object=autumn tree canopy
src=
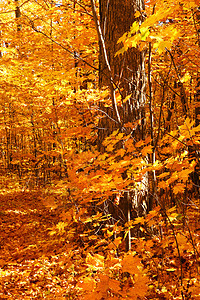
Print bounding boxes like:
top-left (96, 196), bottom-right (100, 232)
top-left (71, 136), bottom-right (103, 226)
top-left (0, 0), bottom-right (199, 299)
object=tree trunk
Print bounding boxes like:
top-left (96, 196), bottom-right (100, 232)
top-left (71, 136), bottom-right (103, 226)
top-left (90, 0), bottom-right (148, 250)
top-left (191, 7), bottom-right (200, 192)
top-left (15, 0), bottom-right (22, 31)
top-left (195, 7), bottom-right (200, 127)
top-left (98, 0), bottom-right (146, 144)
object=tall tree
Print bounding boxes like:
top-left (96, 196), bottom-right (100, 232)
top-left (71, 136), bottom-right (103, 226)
top-left (90, 0), bottom-right (147, 250)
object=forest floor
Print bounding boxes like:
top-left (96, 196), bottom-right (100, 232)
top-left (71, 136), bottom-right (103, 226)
top-left (0, 190), bottom-right (76, 300)
top-left (0, 190), bottom-right (200, 300)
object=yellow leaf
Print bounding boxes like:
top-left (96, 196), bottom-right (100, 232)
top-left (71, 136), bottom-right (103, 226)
top-left (178, 168), bottom-right (193, 182)
top-left (106, 255), bottom-right (121, 269)
top-left (86, 253), bottom-right (104, 270)
top-left (113, 237), bottom-right (122, 247)
top-left (56, 222), bottom-right (67, 233)
top-left (167, 206), bottom-right (176, 213)
top-left (173, 183), bottom-right (185, 194)
top-left (140, 27), bottom-right (150, 41)
top-left (176, 233), bottom-right (188, 247)
top-left (180, 72), bottom-right (191, 83)
top-left (124, 94), bottom-right (131, 102)
top-left (42, 196), bottom-right (58, 209)
top-left (117, 32), bottom-right (127, 44)
top-left (127, 273), bottom-right (148, 298)
top-left (133, 216), bottom-right (145, 225)
top-left (125, 139), bottom-right (136, 152)
top-left (116, 148), bottom-right (125, 157)
top-left (96, 274), bottom-right (109, 294)
top-left (152, 160), bottom-right (163, 170)
top-left (167, 172), bottom-right (179, 184)
top-left (145, 206), bottom-right (160, 222)
top-left (116, 132), bottom-right (124, 140)
top-left (106, 144), bottom-right (114, 152)
top-left (141, 145), bottom-right (152, 156)
top-left (134, 273), bottom-right (149, 297)
top-left (130, 21), bottom-right (140, 34)
top-left (106, 230), bottom-right (113, 237)
top-left (168, 212), bottom-right (179, 222)
top-left (134, 11), bottom-right (141, 18)
top-left (135, 140), bottom-right (145, 147)
top-left (115, 46), bottom-right (126, 56)
top-left (179, 118), bottom-right (195, 138)
top-left (158, 172), bottom-right (170, 179)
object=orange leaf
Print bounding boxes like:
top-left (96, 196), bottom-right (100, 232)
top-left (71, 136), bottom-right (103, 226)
top-left (77, 277), bottom-right (96, 292)
top-left (141, 145), bottom-right (152, 156)
top-left (122, 253), bottom-right (141, 274)
top-left (133, 216), bottom-right (145, 225)
top-left (108, 278), bottom-right (121, 293)
top-left (173, 183), bottom-right (185, 194)
top-left (86, 253), bottom-right (104, 270)
top-left (132, 273), bottom-right (148, 297)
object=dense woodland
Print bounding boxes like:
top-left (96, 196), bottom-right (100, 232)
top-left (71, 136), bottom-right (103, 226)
top-left (0, 0), bottom-right (199, 299)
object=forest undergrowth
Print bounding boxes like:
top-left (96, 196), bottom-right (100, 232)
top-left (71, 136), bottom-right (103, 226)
top-left (0, 187), bottom-right (199, 300)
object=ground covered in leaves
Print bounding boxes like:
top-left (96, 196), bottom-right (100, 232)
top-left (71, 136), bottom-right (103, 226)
top-left (0, 190), bottom-right (199, 300)
top-left (0, 190), bottom-right (79, 299)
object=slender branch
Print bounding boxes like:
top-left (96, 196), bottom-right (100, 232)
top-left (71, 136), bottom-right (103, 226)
top-left (154, 64), bottom-right (172, 150)
top-left (90, 107), bottom-right (119, 124)
top-left (167, 49), bottom-right (190, 118)
top-left (148, 42), bottom-right (154, 145)
top-left (89, 0), bottom-right (111, 73)
top-left (191, 8), bottom-right (200, 47)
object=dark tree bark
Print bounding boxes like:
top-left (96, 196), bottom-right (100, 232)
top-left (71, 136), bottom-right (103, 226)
top-left (15, 0), bottom-right (22, 31)
top-left (99, 3), bottom-right (147, 180)
top-left (90, 0), bottom-right (147, 250)
top-left (190, 7), bottom-right (200, 192)
top-left (195, 7), bottom-right (200, 127)
top-left (97, 0), bottom-right (146, 145)
top-left (99, 0), bottom-right (145, 88)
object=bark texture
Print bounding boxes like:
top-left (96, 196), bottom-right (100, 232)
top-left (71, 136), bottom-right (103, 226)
top-left (97, 0), bottom-right (147, 250)
top-left (195, 7), bottom-right (200, 126)
top-left (98, 0), bottom-right (146, 145)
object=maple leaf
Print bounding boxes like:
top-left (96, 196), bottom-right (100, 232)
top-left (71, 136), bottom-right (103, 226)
top-left (108, 278), bottom-right (121, 293)
top-left (86, 253), bottom-right (104, 270)
top-left (129, 273), bottom-right (149, 298)
top-left (179, 118), bottom-right (195, 138)
top-left (108, 237), bottom-right (122, 249)
top-left (158, 180), bottom-right (168, 189)
top-left (77, 277), bottom-right (96, 292)
top-left (168, 212), bottom-right (179, 222)
top-left (173, 183), bottom-right (185, 194)
top-left (56, 222), bottom-right (67, 233)
top-left (96, 274), bottom-right (109, 296)
top-left (122, 253), bottom-right (141, 275)
top-left (0, 0), bottom-right (199, 299)
top-left (141, 145), bottom-right (152, 156)
top-left (133, 216), bottom-right (145, 225)
top-left (178, 168), bottom-right (193, 182)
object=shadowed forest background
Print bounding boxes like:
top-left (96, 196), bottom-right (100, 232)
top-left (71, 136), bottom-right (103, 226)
top-left (0, 0), bottom-right (199, 299)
